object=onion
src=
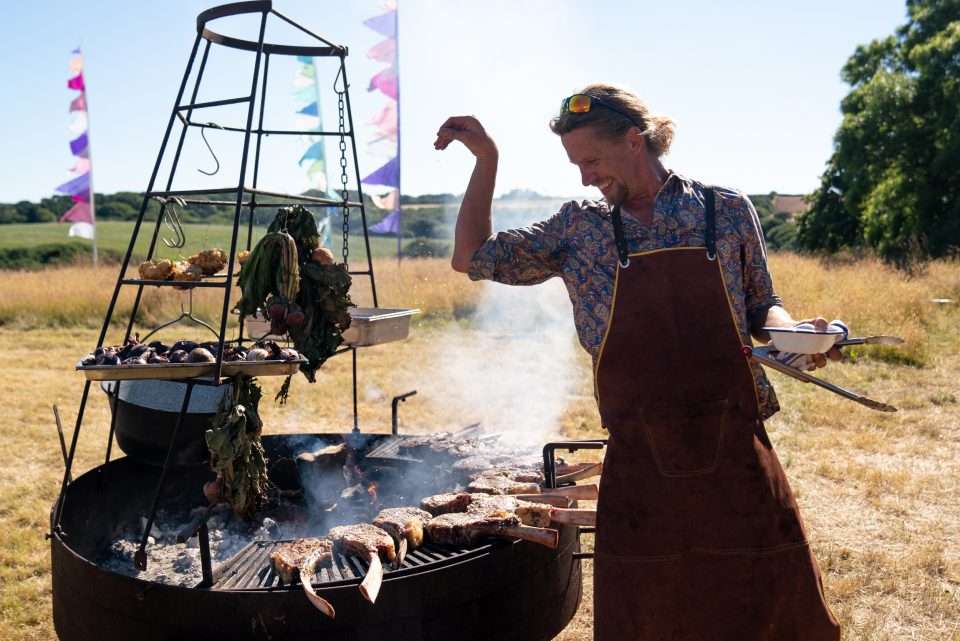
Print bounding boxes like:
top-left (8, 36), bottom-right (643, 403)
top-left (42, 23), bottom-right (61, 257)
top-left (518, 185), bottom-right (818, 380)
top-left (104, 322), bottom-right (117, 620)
top-left (245, 348), bottom-right (269, 362)
top-left (311, 247), bottom-right (335, 265)
top-left (188, 347), bottom-right (216, 363)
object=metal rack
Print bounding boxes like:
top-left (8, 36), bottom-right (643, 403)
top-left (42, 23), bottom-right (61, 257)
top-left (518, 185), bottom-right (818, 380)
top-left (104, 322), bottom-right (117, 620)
top-left (54, 2), bottom-right (397, 570)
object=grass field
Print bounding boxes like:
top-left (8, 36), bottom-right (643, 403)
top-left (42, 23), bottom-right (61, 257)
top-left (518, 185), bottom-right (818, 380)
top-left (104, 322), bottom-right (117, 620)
top-left (0, 221), bottom-right (417, 261)
top-left (0, 255), bottom-right (958, 640)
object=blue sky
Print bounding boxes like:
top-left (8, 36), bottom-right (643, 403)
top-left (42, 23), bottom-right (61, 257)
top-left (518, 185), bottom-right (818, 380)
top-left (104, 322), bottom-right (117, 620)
top-left (0, 1), bottom-right (908, 203)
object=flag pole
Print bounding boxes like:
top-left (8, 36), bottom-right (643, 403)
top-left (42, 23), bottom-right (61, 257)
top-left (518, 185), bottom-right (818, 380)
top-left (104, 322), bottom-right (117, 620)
top-left (86, 88), bottom-right (98, 268)
top-left (394, 2), bottom-right (402, 268)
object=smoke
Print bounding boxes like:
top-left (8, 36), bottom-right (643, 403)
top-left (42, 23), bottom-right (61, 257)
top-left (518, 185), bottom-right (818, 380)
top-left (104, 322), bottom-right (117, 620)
top-left (421, 202), bottom-right (581, 447)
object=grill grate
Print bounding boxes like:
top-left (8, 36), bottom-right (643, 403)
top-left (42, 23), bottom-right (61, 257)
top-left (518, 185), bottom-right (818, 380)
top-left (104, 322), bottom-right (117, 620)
top-left (211, 538), bottom-right (500, 591)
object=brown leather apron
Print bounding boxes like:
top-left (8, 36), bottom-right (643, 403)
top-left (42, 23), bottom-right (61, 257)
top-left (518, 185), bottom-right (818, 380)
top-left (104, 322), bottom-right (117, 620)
top-left (592, 193), bottom-right (840, 641)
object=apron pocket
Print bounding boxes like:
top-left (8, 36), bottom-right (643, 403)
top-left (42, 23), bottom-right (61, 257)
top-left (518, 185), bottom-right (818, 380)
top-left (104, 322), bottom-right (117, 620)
top-left (643, 398), bottom-right (729, 477)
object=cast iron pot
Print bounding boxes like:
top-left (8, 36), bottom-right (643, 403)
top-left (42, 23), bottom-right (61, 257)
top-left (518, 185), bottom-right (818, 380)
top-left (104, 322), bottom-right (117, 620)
top-left (100, 380), bottom-right (232, 467)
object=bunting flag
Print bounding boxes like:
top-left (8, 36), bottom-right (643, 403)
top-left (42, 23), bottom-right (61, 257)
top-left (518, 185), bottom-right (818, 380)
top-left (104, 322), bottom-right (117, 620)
top-left (294, 54), bottom-right (333, 243)
top-left (58, 48), bottom-right (96, 250)
top-left (361, 2), bottom-right (402, 257)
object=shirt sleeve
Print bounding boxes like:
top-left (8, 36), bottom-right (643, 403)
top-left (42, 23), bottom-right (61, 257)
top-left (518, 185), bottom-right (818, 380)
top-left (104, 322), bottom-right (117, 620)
top-left (467, 204), bottom-right (570, 286)
top-left (736, 194), bottom-right (783, 329)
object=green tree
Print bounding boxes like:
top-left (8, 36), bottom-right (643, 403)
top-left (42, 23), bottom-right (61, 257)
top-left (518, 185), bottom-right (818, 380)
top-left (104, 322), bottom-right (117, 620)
top-left (798, 0), bottom-right (960, 266)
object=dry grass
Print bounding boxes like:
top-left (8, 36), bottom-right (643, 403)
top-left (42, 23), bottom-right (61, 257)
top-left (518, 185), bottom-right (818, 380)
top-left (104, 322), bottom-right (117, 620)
top-left (1, 254), bottom-right (959, 640)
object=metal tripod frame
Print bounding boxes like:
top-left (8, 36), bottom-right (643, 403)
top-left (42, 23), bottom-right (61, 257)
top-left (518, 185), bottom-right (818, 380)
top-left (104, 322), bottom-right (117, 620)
top-left (53, 3), bottom-right (383, 570)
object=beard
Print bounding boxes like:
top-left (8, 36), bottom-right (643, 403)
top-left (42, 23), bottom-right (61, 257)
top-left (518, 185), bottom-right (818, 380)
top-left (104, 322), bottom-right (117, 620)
top-left (601, 180), bottom-right (627, 206)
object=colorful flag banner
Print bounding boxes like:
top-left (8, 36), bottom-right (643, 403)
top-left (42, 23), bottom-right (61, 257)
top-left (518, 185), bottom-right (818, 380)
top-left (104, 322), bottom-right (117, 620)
top-left (362, 4), bottom-right (402, 259)
top-left (293, 56), bottom-right (331, 196)
top-left (57, 47), bottom-right (96, 259)
top-left (369, 210), bottom-right (401, 234)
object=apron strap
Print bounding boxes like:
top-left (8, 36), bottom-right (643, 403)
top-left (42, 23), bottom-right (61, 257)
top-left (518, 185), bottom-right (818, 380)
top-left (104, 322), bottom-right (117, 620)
top-left (704, 187), bottom-right (717, 261)
top-left (611, 205), bottom-right (630, 268)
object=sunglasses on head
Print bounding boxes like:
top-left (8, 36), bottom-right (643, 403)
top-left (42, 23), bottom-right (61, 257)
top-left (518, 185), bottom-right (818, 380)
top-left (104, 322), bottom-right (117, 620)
top-left (560, 94), bottom-right (641, 128)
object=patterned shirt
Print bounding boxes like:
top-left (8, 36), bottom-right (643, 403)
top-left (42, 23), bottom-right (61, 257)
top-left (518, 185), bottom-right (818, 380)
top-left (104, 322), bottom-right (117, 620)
top-left (468, 172), bottom-right (783, 419)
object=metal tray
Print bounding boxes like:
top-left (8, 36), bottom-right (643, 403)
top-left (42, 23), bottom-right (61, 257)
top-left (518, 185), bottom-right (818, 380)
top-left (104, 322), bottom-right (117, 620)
top-left (342, 307), bottom-right (419, 346)
top-left (76, 359), bottom-right (305, 381)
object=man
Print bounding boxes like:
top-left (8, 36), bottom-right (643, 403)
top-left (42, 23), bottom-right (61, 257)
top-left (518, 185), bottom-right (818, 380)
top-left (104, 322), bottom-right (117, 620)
top-left (435, 83), bottom-right (842, 641)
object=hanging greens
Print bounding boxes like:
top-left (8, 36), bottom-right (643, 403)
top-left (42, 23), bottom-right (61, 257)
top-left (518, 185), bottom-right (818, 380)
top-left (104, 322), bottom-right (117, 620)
top-left (235, 204), bottom-right (354, 382)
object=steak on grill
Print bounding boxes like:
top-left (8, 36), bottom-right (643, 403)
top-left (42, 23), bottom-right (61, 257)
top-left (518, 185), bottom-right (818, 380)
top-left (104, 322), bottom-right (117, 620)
top-left (270, 537), bottom-right (332, 585)
top-left (464, 494), bottom-right (597, 528)
top-left (420, 492), bottom-right (473, 516)
top-left (426, 511), bottom-right (558, 549)
top-left (268, 538), bottom-right (335, 618)
top-left (328, 523), bottom-right (396, 603)
top-left (372, 507), bottom-right (432, 566)
top-left (466, 474), bottom-right (541, 495)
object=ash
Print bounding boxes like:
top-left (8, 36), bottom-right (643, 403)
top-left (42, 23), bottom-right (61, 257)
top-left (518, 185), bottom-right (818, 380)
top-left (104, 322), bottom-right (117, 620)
top-left (100, 503), bottom-right (301, 587)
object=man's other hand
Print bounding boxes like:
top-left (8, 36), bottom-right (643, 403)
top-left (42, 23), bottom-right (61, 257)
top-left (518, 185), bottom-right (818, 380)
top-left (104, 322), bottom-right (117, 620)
top-left (795, 317), bottom-right (844, 370)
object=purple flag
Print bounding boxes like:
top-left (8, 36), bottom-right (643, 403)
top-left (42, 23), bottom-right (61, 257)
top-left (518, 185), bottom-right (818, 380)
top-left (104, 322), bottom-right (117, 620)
top-left (362, 156), bottom-right (399, 187)
top-left (72, 191), bottom-right (90, 203)
top-left (70, 133), bottom-right (88, 156)
top-left (67, 73), bottom-right (85, 91)
top-left (363, 11), bottom-right (396, 38)
top-left (55, 172), bottom-right (90, 197)
top-left (369, 210), bottom-right (401, 234)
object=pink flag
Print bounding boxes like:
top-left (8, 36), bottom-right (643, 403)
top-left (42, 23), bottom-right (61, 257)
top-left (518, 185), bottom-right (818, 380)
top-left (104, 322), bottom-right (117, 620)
top-left (60, 201), bottom-right (92, 223)
top-left (368, 67), bottom-right (398, 100)
top-left (71, 157), bottom-right (92, 174)
top-left (70, 94), bottom-right (87, 112)
top-left (367, 38), bottom-right (396, 64)
top-left (370, 102), bottom-right (398, 141)
top-left (67, 73), bottom-right (85, 91)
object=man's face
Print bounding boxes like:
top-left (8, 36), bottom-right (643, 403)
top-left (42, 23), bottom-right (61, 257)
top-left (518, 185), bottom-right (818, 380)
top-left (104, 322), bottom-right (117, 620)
top-left (561, 125), bottom-right (640, 206)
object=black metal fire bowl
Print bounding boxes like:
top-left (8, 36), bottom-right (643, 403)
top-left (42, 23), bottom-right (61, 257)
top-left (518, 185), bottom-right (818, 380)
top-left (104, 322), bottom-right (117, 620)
top-left (51, 434), bottom-right (583, 641)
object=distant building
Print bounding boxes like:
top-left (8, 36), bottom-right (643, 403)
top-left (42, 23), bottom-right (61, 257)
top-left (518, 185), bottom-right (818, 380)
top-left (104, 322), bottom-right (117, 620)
top-left (772, 195), bottom-right (809, 220)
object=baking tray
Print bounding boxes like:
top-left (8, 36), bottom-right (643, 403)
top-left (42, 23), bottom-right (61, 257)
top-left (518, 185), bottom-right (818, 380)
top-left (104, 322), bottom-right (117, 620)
top-left (76, 358), bottom-right (306, 381)
top-left (342, 307), bottom-right (419, 347)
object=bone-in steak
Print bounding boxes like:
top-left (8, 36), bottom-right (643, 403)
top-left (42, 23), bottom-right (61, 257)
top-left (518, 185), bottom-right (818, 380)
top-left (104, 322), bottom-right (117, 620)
top-left (466, 474), bottom-right (541, 495)
top-left (467, 495), bottom-right (553, 528)
top-left (372, 507), bottom-right (432, 549)
top-left (328, 523), bottom-right (396, 563)
top-left (269, 537), bottom-right (332, 585)
top-left (420, 492), bottom-right (474, 515)
top-left (426, 511), bottom-right (521, 546)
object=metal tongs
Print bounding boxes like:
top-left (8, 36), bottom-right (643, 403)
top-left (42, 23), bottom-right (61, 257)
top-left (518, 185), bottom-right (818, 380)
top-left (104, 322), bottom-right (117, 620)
top-left (743, 335), bottom-right (904, 413)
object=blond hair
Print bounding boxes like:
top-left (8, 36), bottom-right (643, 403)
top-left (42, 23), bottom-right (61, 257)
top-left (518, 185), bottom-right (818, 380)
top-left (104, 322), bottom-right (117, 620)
top-left (550, 83), bottom-right (676, 156)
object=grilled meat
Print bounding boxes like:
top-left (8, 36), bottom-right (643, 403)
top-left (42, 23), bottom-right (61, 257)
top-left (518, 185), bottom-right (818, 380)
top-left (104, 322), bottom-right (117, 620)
top-left (398, 433), bottom-right (482, 459)
top-left (269, 538), bottom-right (336, 618)
top-left (269, 537), bottom-right (332, 585)
top-left (466, 474), bottom-right (541, 495)
top-left (373, 507), bottom-right (432, 548)
top-left (373, 507), bottom-right (432, 566)
top-left (328, 523), bottom-right (396, 603)
top-left (420, 492), bottom-right (474, 516)
top-left (467, 495), bottom-right (553, 528)
top-left (329, 523), bottom-right (396, 563)
top-left (426, 510), bottom-right (521, 546)
top-left (426, 511), bottom-right (558, 549)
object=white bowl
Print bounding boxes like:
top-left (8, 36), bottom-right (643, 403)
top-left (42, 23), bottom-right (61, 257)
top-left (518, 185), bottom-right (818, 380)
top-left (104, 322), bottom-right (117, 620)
top-left (763, 325), bottom-right (844, 354)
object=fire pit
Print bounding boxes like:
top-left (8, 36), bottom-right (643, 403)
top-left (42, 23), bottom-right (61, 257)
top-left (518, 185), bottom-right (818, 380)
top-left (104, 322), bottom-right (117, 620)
top-left (51, 434), bottom-right (585, 641)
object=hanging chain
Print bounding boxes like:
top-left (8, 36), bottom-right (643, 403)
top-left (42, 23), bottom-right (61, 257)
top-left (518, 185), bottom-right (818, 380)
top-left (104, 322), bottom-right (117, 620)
top-left (336, 72), bottom-right (350, 270)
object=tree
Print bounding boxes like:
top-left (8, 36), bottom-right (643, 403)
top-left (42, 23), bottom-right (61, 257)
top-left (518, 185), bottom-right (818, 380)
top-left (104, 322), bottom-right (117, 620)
top-left (798, 0), bottom-right (960, 266)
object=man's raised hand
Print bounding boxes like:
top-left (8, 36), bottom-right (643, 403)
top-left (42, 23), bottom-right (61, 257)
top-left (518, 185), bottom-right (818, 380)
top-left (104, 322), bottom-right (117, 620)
top-left (434, 116), bottom-right (498, 161)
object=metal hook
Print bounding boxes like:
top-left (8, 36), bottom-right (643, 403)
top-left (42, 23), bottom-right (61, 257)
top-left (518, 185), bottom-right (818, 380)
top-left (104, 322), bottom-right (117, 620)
top-left (141, 288), bottom-right (220, 342)
top-left (155, 196), bottom-right (187, 249)
top-left (198, 122), bottom-right (223, 176)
